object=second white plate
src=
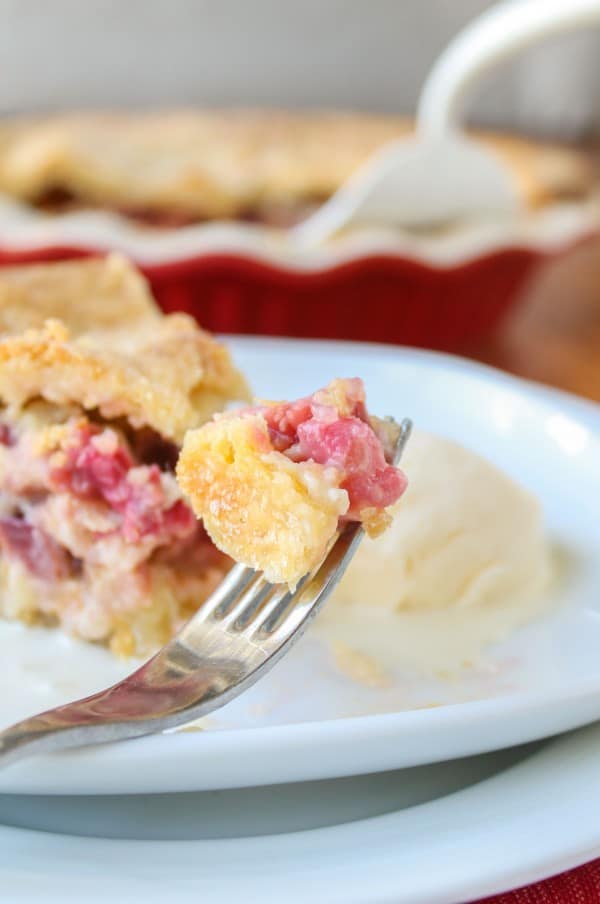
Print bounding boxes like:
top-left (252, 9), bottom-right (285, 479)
top-left (2, 723), bottom-right (600, 902)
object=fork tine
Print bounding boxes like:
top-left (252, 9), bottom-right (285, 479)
top-left (394, 417), bottom-right (412, 465)
top-left (220, 577), bottom-right (273, 628)
top-left (239, 416), bottom-right (412, 640)
top-left (231, 583), bottom-right (282, 631)
top-left (250, 572), bottom-right (314, 636)
top-left (250, 522), bottom-right (364, 643)
top-left (203, 564), bottom-right (256, 619)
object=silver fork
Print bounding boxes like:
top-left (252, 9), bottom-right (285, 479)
top-left (0, 418), bottom-right (412, 766)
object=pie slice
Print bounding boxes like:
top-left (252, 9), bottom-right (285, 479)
top-left (0, 255), bottom-right (249, 656)
top-left (177, 378), bottom-right (408, 586)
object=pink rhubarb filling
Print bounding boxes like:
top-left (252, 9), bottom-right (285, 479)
top-left (0, 420), bottom-right (204, 584)
top-left (250, 378), bottom-right (407, 518)
top-left (0, 518), bottom-right (72, 581)
top-left (49, 424), bottom-right (195, 544)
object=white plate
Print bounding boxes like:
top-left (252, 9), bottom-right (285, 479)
top-left (1, 723), bottom-right (600, 903)
top-left (1, 337), bottom-right (600, 795)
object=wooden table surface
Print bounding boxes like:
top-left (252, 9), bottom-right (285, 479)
top-left (468, 236), bottom-right (600, 403)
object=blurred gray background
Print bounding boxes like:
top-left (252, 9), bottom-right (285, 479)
top-left (1, 0), bottom-right (599, 138)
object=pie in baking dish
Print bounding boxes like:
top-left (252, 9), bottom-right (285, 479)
top-left (177, 378), bottom-right (408, 586)
top-left (0, 254), bottom-right (249, 656)
top-left (0, 110), bottom-right (594, 228)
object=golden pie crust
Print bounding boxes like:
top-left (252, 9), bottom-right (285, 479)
top-left (0, 110), bottom-right (594, 222)
top-left (0, 255), bottom-right (250, 441)
top-left (177, 413), bottom-right (350, 586)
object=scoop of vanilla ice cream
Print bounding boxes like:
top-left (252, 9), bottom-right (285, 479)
top-left (331, 430), bottom-right (550, 611)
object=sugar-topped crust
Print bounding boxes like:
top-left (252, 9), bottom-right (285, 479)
top-left (0, 256), bottom-right (249, 440)
top-left (0, 253), bottom-right (158, 338)
top-left (0, 110), bottom-right (594, 220)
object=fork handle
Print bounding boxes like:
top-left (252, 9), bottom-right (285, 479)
top-left (0, 694), bottom-right (159, 765)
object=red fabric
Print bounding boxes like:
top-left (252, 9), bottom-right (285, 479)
top-left (477, 858), bottom-right (600, 903)
top-left (0, 244), bottom-right (544, 351)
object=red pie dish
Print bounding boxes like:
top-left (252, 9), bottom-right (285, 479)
top-left (0, 110), bottom-right (596, 350)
